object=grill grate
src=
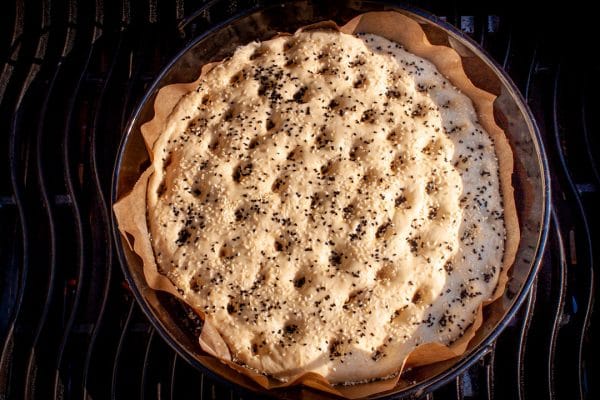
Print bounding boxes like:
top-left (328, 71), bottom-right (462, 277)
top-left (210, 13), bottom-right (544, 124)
top-left (0, 1), bottom-right (596, 399)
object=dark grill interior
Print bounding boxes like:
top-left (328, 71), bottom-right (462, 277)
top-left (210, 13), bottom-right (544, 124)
top-left (0, 1), bottom-right (597, 399)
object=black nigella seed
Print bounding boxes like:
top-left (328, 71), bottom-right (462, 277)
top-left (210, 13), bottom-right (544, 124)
top-left (294, 277), bottom-right (306, 288)
top-left (284, 324), bottom-right (298, 334)
top-left (395, 195), bottom-right (407, 206)
top-left (176, 229), bottom-right (191, 246)
top-left (329, 251), bottom-right (342, 266)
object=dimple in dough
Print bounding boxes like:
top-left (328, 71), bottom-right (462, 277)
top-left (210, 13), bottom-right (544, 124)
top-left (147, 30), bottom-right (506, 384)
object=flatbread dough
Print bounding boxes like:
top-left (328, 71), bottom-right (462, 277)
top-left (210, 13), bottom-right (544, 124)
top-left (146, 30), bottom-right (507, 383)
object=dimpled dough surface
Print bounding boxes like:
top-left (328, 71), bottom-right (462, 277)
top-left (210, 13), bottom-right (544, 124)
top-left (147, 30), bottom-right (506, 384)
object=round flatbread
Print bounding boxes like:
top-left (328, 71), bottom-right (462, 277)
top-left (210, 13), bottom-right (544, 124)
top-left (146, 30), bottom-right (507, 383)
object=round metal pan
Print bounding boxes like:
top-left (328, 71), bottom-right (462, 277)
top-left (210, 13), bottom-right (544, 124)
top-left (111, 1), bottom-right (550, 398)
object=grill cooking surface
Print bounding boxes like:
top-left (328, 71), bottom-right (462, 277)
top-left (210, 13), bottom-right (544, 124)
top-left (0, 1), bottom-right (597, 399)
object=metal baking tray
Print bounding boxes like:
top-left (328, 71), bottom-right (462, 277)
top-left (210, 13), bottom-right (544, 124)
top-left (112, 1), bottom-right (550, 398)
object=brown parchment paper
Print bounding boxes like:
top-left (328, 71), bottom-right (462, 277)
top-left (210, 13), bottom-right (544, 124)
top-left (113, 11), bottom-right (520, 399)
